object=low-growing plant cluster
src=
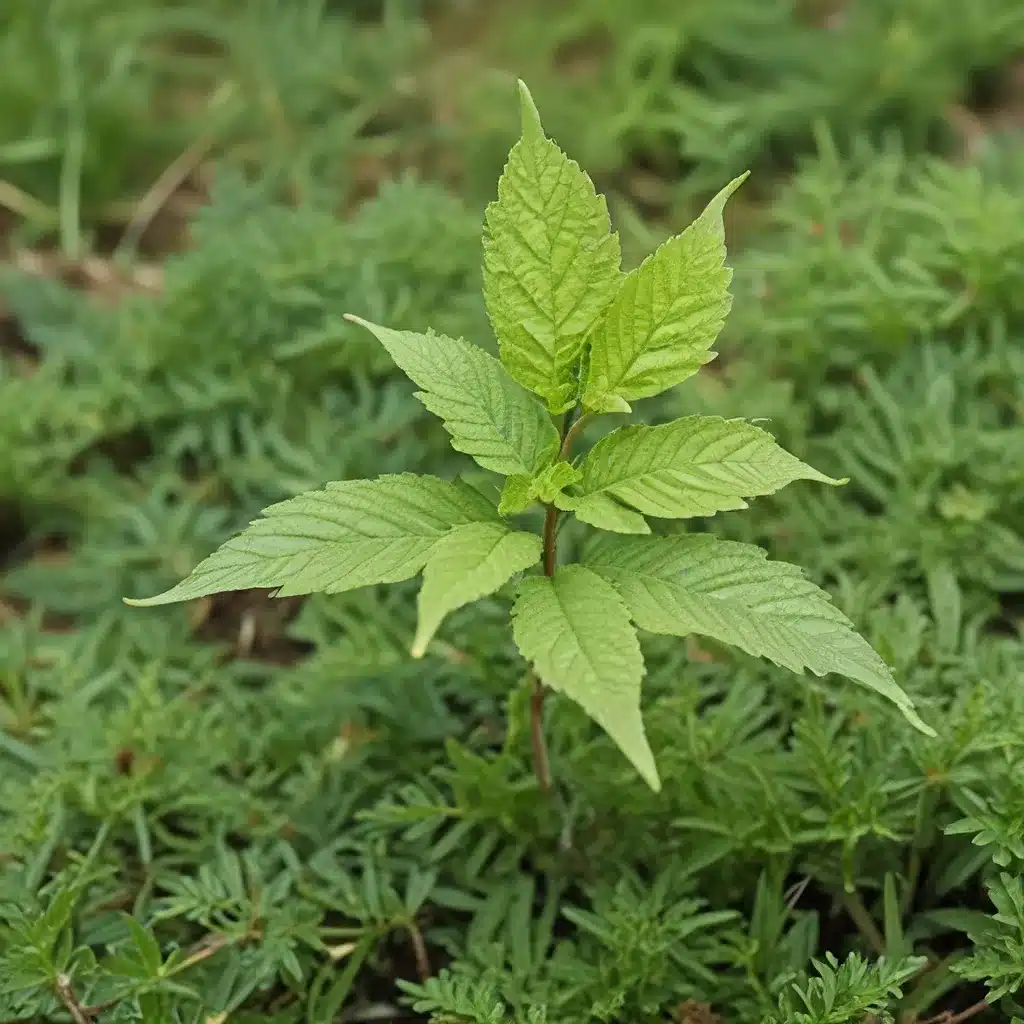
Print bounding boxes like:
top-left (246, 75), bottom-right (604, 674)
top-left (2, 2), bottom-right (1024, 1023)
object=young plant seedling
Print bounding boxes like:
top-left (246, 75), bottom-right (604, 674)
top-left (126, 81), bottom-right (935, 792)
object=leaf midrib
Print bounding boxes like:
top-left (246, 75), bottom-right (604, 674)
top-left (586, 454), bottom-right (792, 498)
top-left (600, 229), bottom-right (721, 390)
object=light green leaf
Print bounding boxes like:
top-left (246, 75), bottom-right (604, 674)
top-left (412, 523), bottom-right (542, 657)
top-left (511, 565), bottom-right (659, 789)
top-left (124, 474), bottom-right (499, 606)
top-left (554, 492), bottom-right (651, 534)
top-left (578, 415), bottom-right (844, 518)
top-left (345, 315), bottom-right (559, 477)
top-left (499, 461), bottom-right (581, 515)
top-left (584, 173), bottom-right (748, 412)
top-left (497, 475), bottom-right (534, 517)
top-left (483, 80), bottom-right (622, 413)
top-left (531, 461), bottom-right (582, 502)
top-left (585, 534), bottom-right (935, 736)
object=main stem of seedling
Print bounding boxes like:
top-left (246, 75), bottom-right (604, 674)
top-left (529, 410), bottom-right (589, 793)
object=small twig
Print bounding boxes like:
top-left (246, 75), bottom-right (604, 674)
top-left (529, 673), bottom-right (552, 792)
top-left (114, 129), bottom-right (218, 264)
top-left (237, 609), bottom-right (257, 658)
top-left (918, 999), bottom-right (991, 1024)
top-left (784, 875), bottom-right (811, 911)
top-left (841, 889), bottom-right (886, 956)
top-left (0, 180), bottom-right (57, 225)
top-left (944, 103), bottom-right (987, 161)
top-left (55, 974), bottom-right (93, 1024)
top-left (175, 931), bottom-right (231, 972)
top-left (407, 921), bottom-right (431, 982)
top-left (84, 933), bottom-right (230, 1016)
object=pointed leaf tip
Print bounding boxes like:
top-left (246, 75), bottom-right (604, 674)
top-left (723, 170), bottom-right (751, 197)
top-left (123, 589), bottom-right (191, 607)
top-left (697, 171), bottom-right (750, 237)
top-left (585, 534), bottom-right (936, 742)
top-left (414, 523), bottom-right (542, 665)
top-left (512, 567), bottom-right (660, 790)
top-left (903, 704), bottom-right (937, 738)
top-left (516, 79), bottom-right (544, 139)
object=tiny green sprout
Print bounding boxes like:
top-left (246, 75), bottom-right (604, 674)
top-left (125, 80), bottom-right (935, 792)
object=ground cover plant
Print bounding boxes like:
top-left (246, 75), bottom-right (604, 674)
top-left (2, 1), bottom-right (1024, 1022)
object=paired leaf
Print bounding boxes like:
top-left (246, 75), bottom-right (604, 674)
top-left (499, 461), bottom-right (581, 516)
top-left (584, 174), bottom-right (748, 413)
top-left (345, 316), bottom-right (559, 477)
top-left (584, 534), bottom-right (934, 735)
top-left (483, 81), bottom-right (622, 413)
top-left (412, 523), bottom-right (542, 657)
top-left (578, 415), bottom-right (844, 518)
top-left (512, 565), bottom-right (659, 790)
top-left (124, 474), bottom-right (499, 606)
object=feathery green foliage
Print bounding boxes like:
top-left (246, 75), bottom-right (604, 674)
top-left (3, 3), bottom-right (1024, 1020)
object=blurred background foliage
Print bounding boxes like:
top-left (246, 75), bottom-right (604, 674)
top-left (2, 0), bottom-right (1024, 1021)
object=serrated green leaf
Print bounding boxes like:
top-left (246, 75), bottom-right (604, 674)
top-left (554, 492), bottom-right (650, 534)
top-left (124, 475), bottom-right (499, 606)
top-left (511, 565), bottom-right (659, 789)
top-left (499, 462), bottom-right (581, 515)
top-left (578, 415), bottom-right (844, 518)
top-left (584, 174), bottom-right (748, 412)
top-left (483, 81), bottom-right (622, 413)
top-left (497, 475), bottom-right (534, 517)
top-left (532, 461), bottom-right (582, 502)
top-left (412, 523), bottom-right (542, 657)
top-left (29, 886), bottom-right (80, 959)
top-left (125, 915), bottom-right (163, 975)
top-left (344, 316), bottom-right (559, 477)
top-left (585, 534), bottom-right (934, 736)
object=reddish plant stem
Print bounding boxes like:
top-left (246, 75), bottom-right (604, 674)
top-left (918, 1000), bottom-right (991, 1024)
top-left (559, 412), bottom-right (590, 460)
top-left (529, 674), bottom-right (552, 792)
top-left (542, 503), bottom-right (559, 577)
